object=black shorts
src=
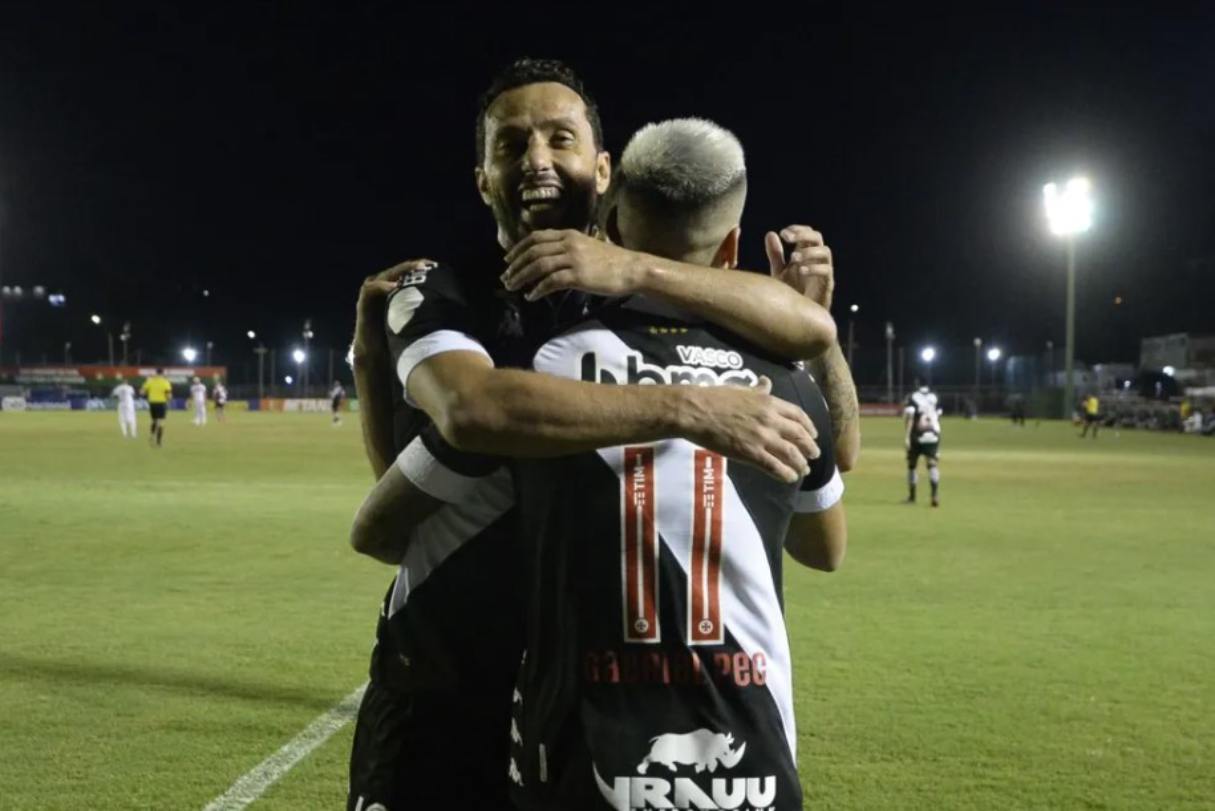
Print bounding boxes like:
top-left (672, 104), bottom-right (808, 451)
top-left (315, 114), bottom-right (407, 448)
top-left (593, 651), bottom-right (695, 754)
top-left (1084, 412), bottom-right (1099, 424)
top-left (332, 397), bottom-right (343, 412)
top-left (908, 441), bottom-right (939, 465)
top-left (348, 681), bottom-right (512, 811)
top-left (216, 402), bottom-right (225, 410)
top-left (149, 403), bottom-right (167, 420)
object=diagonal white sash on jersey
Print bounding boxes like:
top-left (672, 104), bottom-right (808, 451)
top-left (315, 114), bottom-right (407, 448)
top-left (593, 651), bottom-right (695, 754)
top-left (387, 468), bottom-right (515, 619)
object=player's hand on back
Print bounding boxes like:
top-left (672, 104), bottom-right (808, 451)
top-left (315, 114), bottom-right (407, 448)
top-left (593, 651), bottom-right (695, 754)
top-left (501, 229), bottom-right (645, 301)
top-left (764, 225), bottom-right (834, 310)
top-left (680, 376), bottom-right (819, 484)
top-left (353, 259), bottom-right (437, 359)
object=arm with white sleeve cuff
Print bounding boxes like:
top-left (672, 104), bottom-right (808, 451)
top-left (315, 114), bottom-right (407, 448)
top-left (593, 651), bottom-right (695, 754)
top-left (783, 370), bottom-right (848, 572)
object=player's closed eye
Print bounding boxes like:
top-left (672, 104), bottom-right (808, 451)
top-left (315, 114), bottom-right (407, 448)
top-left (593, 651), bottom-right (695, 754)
top-left (495, 137), bottom-right (525, 157)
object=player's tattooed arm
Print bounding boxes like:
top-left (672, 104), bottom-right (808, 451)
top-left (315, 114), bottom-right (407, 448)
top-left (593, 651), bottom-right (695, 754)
top-left (351, 259), bottom-right (437, 478)
top-left (499, 229), bottom-right (836, 361)
top-left (350, 465), bottom-right (444, 565)
top-left (408, 351), bottom-right (821, 484)
top-left (766, 225), bottom-right (861, 472)
top-left (806, 344), bottom-right (861, 472)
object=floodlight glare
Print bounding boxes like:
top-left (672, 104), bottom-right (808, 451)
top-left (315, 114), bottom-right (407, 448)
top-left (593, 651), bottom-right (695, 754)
top-left (850, 304), bottom-right (859, 313)
top-left (90, 314), bottom-right (102, 325)
top-left (182, 347), bottom-right (198, 363)
top-left (920, 347), bottom-right (936, 363)
top-left (246, 330), bottom-right (256, 339)
top-left (292, 349), bottom-right (306, 364)
top-left (987, 347), bottom-right (1002, 362)
top-left (1162, 366), bottom-right (1176, 377)
top-left (1043, 177), bottom-right (1093, 236)
top-left (285, 375), bottom-right (294, 384)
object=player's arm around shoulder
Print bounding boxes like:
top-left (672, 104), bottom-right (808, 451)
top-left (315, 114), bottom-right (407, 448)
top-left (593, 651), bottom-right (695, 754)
top-left (499, 228), bottom-right (836, 360)
top-left (784, 370), bottom-right (848, 572)
top-left (350, 427), bottom-right (499, 564)
top-left (352, 258), bottom-right (440, 477)
top-left (350, 466), bottom-right (444, 565)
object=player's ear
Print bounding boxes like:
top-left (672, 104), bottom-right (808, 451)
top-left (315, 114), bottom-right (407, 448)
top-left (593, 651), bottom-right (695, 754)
top-left (711, 226), bottom-right (742, 269)
top-left (595, 151), bottom-right (612, 195)
top-left (474, 167), bottom-right (492, 207)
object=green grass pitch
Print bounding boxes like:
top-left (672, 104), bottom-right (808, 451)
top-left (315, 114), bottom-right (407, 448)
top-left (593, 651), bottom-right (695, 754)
top-left (1, 410), bottom-right (1211, 809)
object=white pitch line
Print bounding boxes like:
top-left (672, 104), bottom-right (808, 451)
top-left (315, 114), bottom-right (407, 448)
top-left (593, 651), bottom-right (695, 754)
top-left (202, 683), bottom-right (367, 811)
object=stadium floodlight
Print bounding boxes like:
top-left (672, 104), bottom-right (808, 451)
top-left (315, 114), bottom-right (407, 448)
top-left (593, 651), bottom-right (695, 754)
top-left (920, 347), bottom-right (936, 363)
top-left (987, 347), bottom-right (1002, 362)
top-left (49, 293), bottom-right (66, 307)
top-left (292, 348), bottom-right (306, 365)
top-left (1163, 366), bottom-right (1176, 377)
top-left (90, 314), bottom-right (102, 325)
top-left (850, 304), bottom-right (859, 313)
top-left (1043, 178), bottom-right (1093, 237)
top-left (284, 375), bottom-right (294, 384)
top-left (246, 330), bottom-right (256, 340)
top-left (182, 347), bottom-right (198, 363)
top-left (1045, 175), bottom-right (1095, 418)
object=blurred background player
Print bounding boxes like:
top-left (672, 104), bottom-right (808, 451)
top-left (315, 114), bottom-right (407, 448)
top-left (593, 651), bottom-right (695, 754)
top-left (139, 369), bottom-right (173, 447)
top-left (112, 375), bottom-right (137, 439)
top-left (1080, 392), bottom-right (1101, 438)
top-left (213, 378), bottom-right (228, 422)
top-left (329, 380), bottom-right (346, 425)
top-left (904, 380), bottom-right (943, 506)
top-left (190, 376), bottom-right (208, 426)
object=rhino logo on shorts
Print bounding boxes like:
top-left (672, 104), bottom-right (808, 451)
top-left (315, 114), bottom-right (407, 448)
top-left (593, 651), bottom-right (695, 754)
top-left (637, 729), bottom-right (747, 774)
top-left (593, 728), bottom-right (773, 810)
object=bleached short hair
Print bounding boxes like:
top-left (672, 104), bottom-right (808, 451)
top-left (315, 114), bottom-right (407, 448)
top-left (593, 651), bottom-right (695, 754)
top-left (612, 118), bottom-right (747, 261)
top-left (618, 118), bottom-right (746, 208)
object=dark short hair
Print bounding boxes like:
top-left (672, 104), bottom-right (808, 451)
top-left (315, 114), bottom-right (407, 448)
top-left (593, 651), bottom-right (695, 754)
top-left (156, 368), bottom-right (164, 374)
top-left (475, 58), bottom-right (603, 165)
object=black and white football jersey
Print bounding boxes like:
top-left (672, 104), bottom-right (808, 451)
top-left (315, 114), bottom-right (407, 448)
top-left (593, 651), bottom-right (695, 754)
top-left (398, 293), bottom-right (844, 811)
top-left (904, 388), bottom-right (941, 446)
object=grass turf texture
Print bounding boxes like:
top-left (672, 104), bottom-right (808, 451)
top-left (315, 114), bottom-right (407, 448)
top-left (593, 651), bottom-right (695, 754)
top-left (1, 411), bottom-right (1211, 809)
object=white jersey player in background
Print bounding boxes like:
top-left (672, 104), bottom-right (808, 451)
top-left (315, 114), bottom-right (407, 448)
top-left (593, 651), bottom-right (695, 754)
top-left (112, 376), bottom-right (137, 438)
top-left (904, 381), bottom-right (943, 506)
top-left (190, 376), bottom-right (208, 426)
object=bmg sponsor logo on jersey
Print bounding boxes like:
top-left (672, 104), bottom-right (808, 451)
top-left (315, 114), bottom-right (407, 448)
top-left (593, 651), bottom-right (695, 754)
top-left (580, 351), bottom-right (758, 388)
top-left (594, 728), bottom-right (776, 810)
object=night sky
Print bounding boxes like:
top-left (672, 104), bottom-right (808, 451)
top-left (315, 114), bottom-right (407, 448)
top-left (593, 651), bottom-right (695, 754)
top-left (1, 2), bottom-right (1213, 384)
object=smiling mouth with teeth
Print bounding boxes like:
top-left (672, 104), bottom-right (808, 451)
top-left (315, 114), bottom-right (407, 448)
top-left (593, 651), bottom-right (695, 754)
top-left (521, 186), bottom-right (562, 205)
